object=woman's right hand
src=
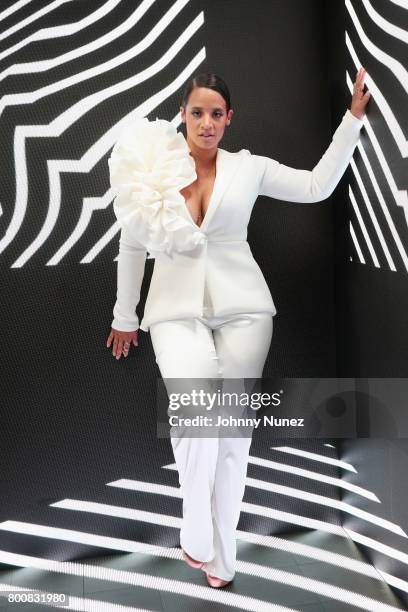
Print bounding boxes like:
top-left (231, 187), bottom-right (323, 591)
top-left (106, 328), bottom-right (139, 360)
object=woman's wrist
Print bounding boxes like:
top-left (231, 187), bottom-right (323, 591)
top-left (349, 108), bottom-right (364, 121)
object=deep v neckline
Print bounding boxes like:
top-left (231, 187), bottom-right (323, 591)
top-left (182, 148), bottom-right (220, 231)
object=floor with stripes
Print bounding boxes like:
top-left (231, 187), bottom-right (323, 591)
top-left (1, 441), bottom-right (407, 611)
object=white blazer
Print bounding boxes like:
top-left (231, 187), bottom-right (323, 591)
top-left (110, 109), bottom-right (364, 332)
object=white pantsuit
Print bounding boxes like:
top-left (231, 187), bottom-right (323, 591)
top-left (109, 110), bottom-right (364, 334)
top-left (108, 109), bottom-right (364, 581)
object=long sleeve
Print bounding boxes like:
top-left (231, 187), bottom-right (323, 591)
top-left (111, 225), bottom-right (147, 332)
top-left (257, 109), bottom-right (364, 203)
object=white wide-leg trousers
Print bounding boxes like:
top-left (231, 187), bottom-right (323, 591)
top-left (150, 312), bottom-right (273, 581)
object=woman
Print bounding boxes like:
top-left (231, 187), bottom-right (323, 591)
top-left (106, 71), bottom-right (370, 587)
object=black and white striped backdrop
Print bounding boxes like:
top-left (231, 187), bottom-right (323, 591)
top-left (1, 1), bottom-right (408, 610)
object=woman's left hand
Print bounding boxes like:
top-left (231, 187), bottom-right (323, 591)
top-left (350, 67), bottom-right (371, 120)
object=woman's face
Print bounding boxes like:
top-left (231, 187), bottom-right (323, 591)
top-left (180, 87), bottom-right (233, 153)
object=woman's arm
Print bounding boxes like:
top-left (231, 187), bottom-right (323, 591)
top-left (257, 109), bottom-right (364, 203)
top-left (107, 124), bottom-right (148, 332)
top-left (257, 68), bottom-right (370, 203)
top-left (111, 224), bottom-right (147, 332)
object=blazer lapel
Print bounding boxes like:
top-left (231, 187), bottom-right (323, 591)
top-left (200, 148), bottom-right (245, 231)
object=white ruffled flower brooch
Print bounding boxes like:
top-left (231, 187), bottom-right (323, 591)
top-left (108, 117), bottom-right (207, 256)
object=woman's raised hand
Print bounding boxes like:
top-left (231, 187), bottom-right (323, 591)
top-left (106, 328), bottom-right (138, 360)
top-left (350, 68), bottom-right (371, 120)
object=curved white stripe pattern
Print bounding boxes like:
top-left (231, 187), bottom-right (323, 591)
top-left (345, 527), bottom-right (408, 568)
top-left (346, 0), bottom-right (408, 94)
top-left (0, 0), bottom-right (123, 64)
top-left (270, 446), bottom-right (358, 472)
top-left (349, 162), bottom-right (395, 270)
top-left (81, 221), bottom-right (121, 264)
top-left (0, 552), bottom-right (299, 612)
top-left (2, 519), bottom-right (408, 596)
top-left (0, 519), bottom-right (384, 580)
top-left (108, 477), bottom-right (408, 537)
top-left (0, 0), bottom-right (72, 42)
top-left (0, 17), bottom-right (205, 263)
top-left (0, 552), bottom-right (404, 612)
top-left (378, 571), bottom-right (408, 596)
top-left (361, 0), bottom-right (408, 42)
top-left (50, 495), bottom-right (408, 594)
top-left (388, 0), bottom-right (408, 8)
top-left (346, 72), bottom-right (408, 236)
top-left (0, 0), bottom-right (186, 100)
top-left (349, 190), bottom-right (379, 266)
top-left (244, 478), bottom-right (403, 535)
top-left (350, 220), bottom-right (366, 263)
top-left (345, 32), bottom-right (408, 158)
top-left (0, 0), bottom-right (34, 23)
top-left (234, 560), bottom-right (403, 611)
top-left (51, 496), bottom-right (403, 545)
top-left (46, 54), bottom-right (203, 267)
top-left (164, 460), bottom-right (380, 501)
